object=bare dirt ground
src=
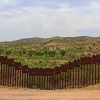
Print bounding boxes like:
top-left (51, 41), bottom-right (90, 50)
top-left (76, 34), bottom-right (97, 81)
top-left (0, 88), bottom-right (100, 100)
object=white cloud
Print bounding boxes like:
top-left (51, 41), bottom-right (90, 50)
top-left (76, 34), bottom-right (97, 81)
top-left (91, 1), bottom-right (100, 7)
top-left (0, 12), bottom-right (13, 15)
top-left (0, 0), bottom-right (100, 41)
top-left (0, 0), bottom-right (10, 4)
top-left (0, 0), bottom-right (17, 6)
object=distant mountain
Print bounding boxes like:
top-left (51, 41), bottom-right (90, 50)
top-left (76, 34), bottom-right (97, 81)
top-left (13, 37), bottom-right (46, 43)
top-left (1, 37), bottom-right (46, 44)
top-left (64, 36), bottom-right (95, 42)
top-left (0, 36), bottom-right (99, 44)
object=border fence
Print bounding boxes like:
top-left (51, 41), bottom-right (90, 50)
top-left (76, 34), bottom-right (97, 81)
top-left (0, 55), bottom-right (100, 90)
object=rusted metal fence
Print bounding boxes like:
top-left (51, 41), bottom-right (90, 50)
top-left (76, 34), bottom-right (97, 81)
top-left (0, 55), bottom-right (100, 90)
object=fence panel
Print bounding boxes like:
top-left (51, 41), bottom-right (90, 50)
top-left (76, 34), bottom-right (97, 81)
top-left (0, 55), bottom-right (100, 90)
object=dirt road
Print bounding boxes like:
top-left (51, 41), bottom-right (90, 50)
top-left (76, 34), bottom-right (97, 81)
top-left (0, 88), bottom-right (100, 100)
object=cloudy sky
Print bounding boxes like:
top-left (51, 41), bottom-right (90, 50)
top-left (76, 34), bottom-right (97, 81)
top-left (0, 0), bottom-right (100, 41)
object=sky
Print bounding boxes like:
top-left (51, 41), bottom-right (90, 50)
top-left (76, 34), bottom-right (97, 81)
top-left (0, 0), bottom-right (100, 42)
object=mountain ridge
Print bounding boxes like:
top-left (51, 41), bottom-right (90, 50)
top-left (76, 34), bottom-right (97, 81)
top-left (0, 36), bottom-right (100, 44)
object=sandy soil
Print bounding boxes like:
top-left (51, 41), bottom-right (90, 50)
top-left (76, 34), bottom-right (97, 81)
top-left (0, 88), bottom-right (100, 100)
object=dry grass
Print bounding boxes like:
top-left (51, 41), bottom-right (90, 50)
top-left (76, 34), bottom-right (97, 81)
top-left (82, 84), bottom-right (100, 90)
top-left (0, 84), bottom-right (100, 90)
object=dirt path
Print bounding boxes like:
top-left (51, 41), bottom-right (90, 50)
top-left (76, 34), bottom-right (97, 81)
top-left (0, 88), bottom-right (100, 100)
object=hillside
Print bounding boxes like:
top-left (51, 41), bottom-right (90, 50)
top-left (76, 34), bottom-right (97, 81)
top-left (0, 36), bottom-right (98, 44)
top-left (0, 36), bottom-right (100, 68)
top-left (1, 37), bottom-right (46, 44)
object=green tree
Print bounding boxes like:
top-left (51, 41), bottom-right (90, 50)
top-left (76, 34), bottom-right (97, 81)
top-left (0, 48), bottom-right (4, 55)
top-left (6, 50), bottom-right (12, 55)
top-left (22, 49), bottom-right (27, 55)
top-left (18, 50), bottom-right (22, 56)
top-left (60, 50), bottom-right (66, 56)
top-left (48, 50), bottom-right (56, 57)
top-left (28, 50), bottom-right (34, 57)
top-left (35, 51), bottom-right (44, 56)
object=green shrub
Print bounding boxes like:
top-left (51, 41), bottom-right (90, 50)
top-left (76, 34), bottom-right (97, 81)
top-left (60, 50), bottom-right (66, 56)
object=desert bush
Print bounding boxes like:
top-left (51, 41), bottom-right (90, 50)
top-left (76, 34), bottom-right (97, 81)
top-left (0, 48), bottom-right (4, 55)
top-left (5, 50), bottom-right (12, 55)
top-left (60, 50), bottom-right (66, 56)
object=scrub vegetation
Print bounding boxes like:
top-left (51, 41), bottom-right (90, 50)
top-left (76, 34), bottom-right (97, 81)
top-left (0, 36), bottom-right (100, 68)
